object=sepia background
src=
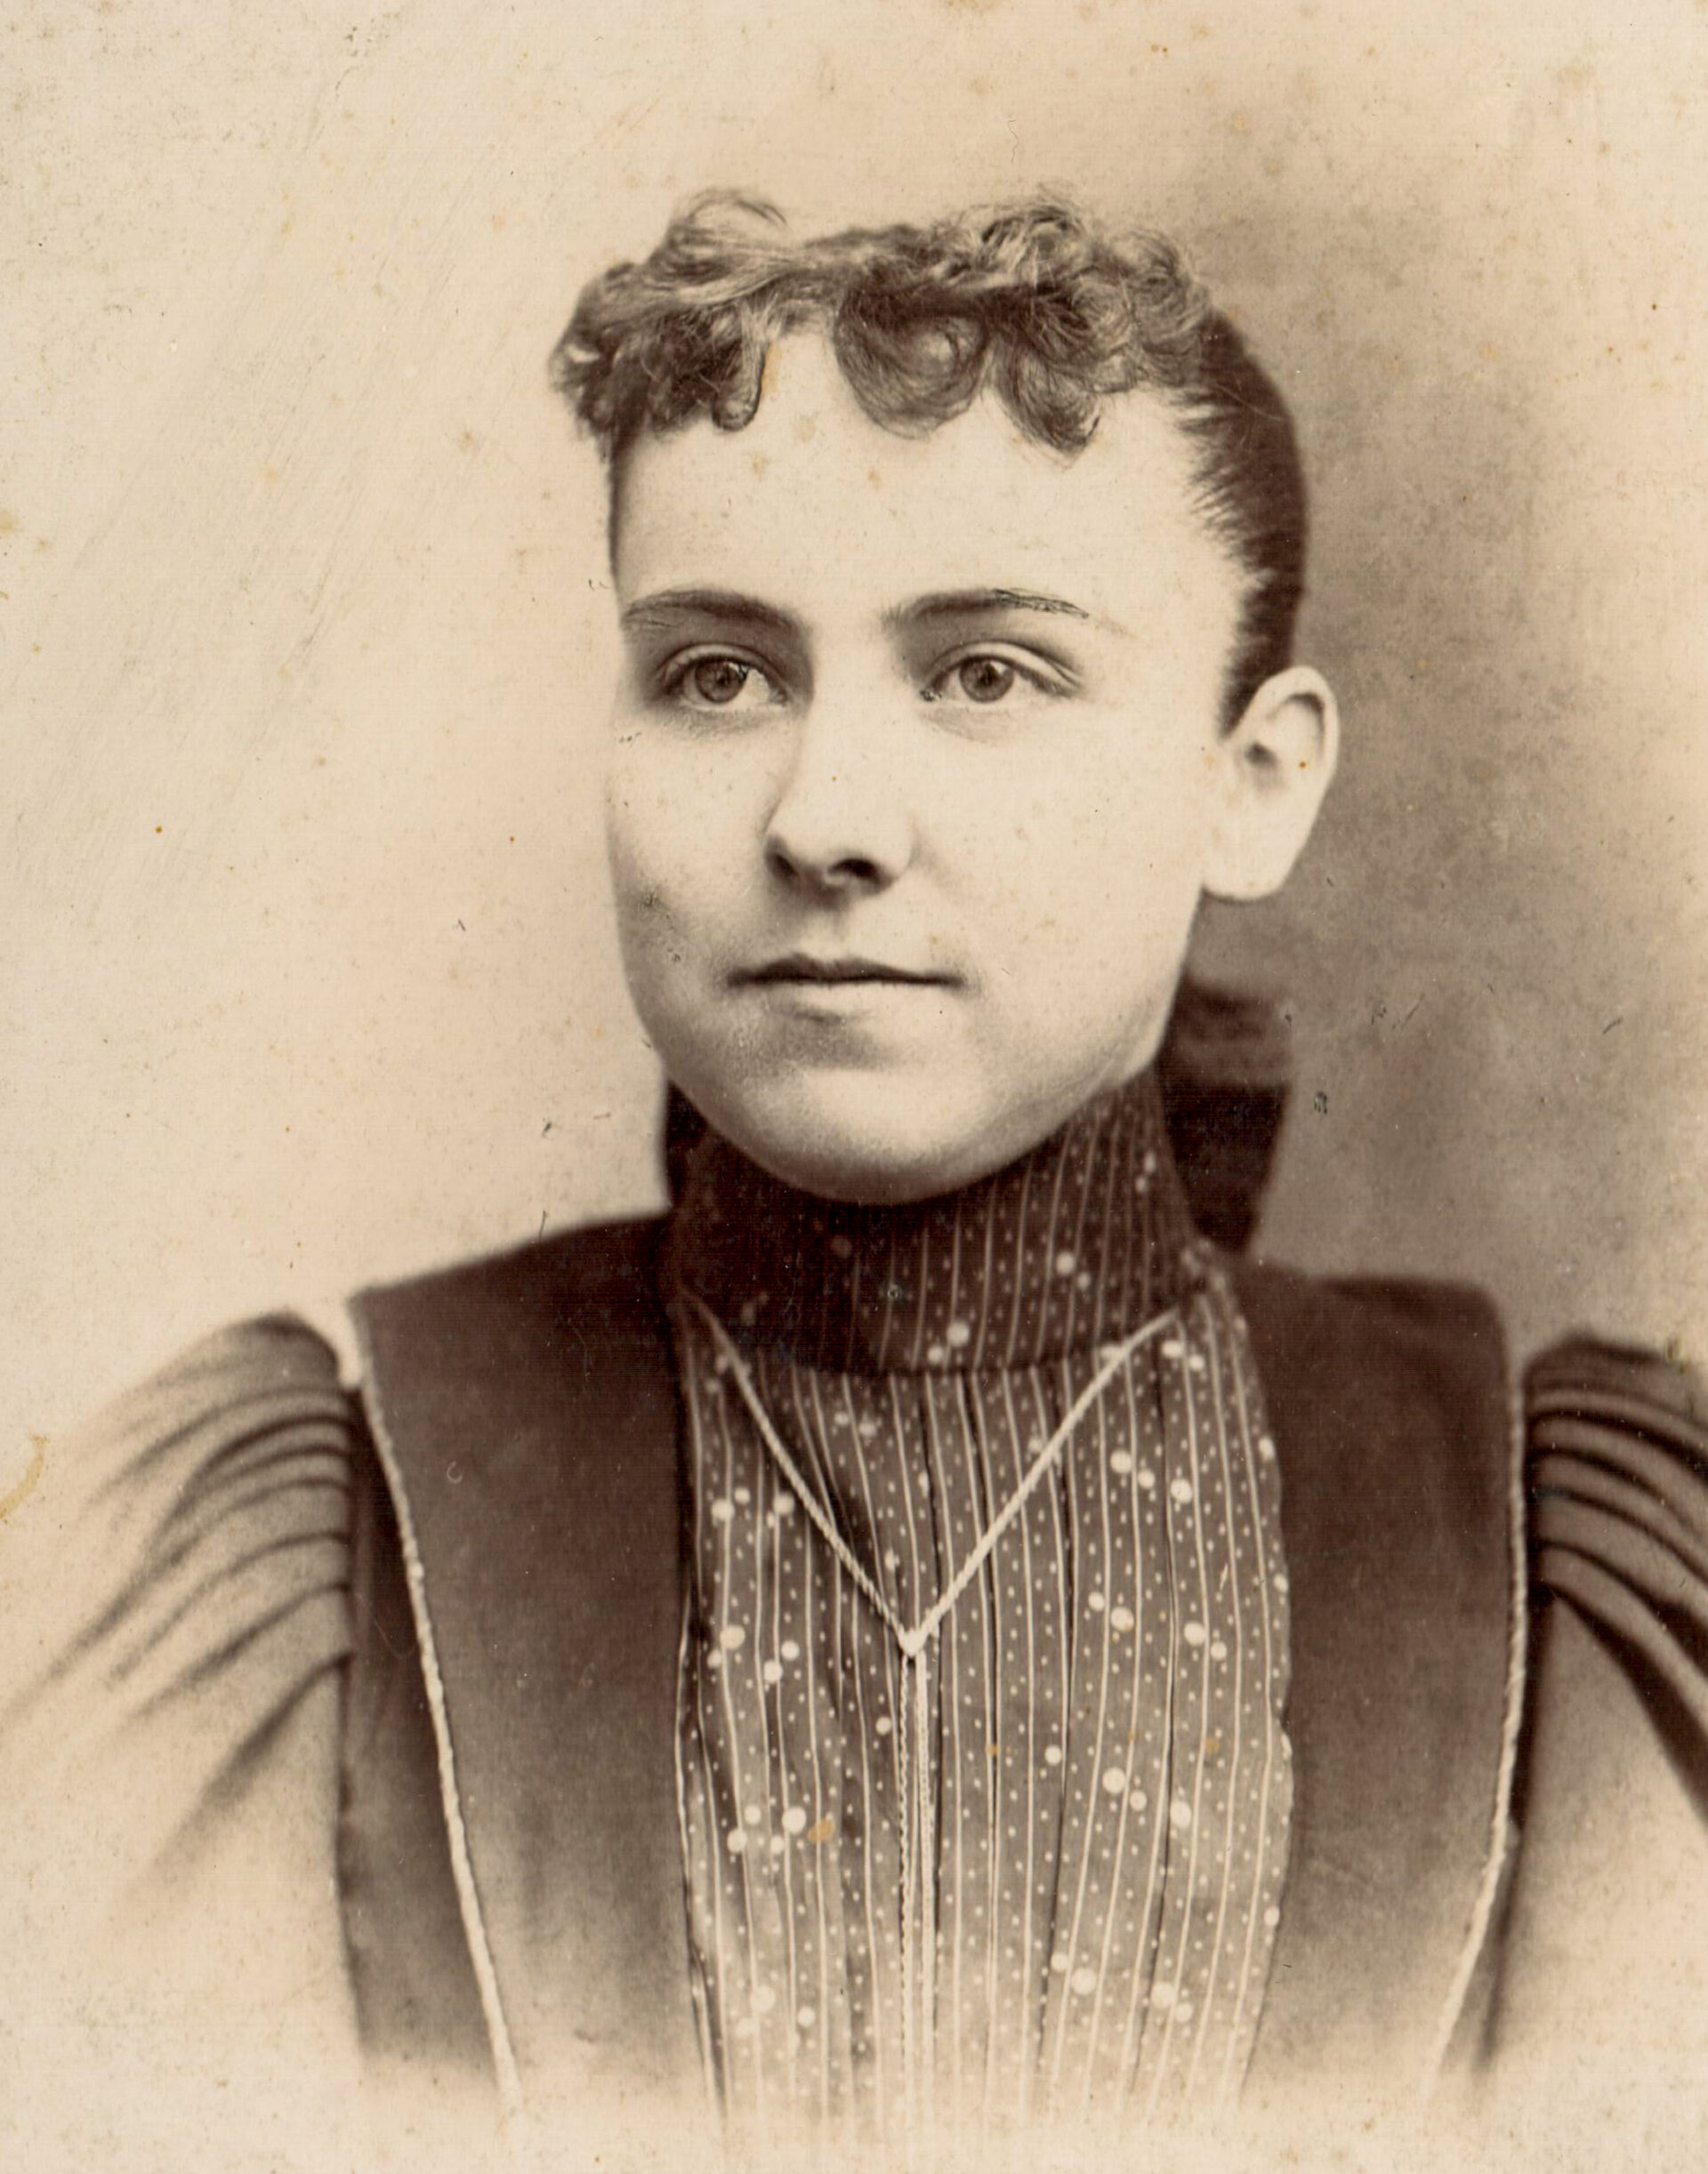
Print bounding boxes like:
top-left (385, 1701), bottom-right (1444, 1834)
top-left (4, 0), bottom-right (1705, 1488)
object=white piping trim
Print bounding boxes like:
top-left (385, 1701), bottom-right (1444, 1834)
top-left (689, 1292), bottom-right (1180, 1660)
top-left (350, 1303), bottom-right (531, 2155)
top-left (673, 1578), bottom-right (722, 2116)
top-left (1416, 1361), bottom-right (1530, 2104)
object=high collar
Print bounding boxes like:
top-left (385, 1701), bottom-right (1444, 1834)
top-left (663, 1067), bottom-right (1205, 1375)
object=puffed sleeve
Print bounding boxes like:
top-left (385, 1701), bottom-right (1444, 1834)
top-left (0, 1316), bottom-right (372, 2170)
top-left (1474, 1336), bottom-right (1708, 2145)
top-left (1527, 1336), bottom-right (1708, 1731)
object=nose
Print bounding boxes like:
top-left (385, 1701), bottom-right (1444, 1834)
top-left (762, 702), bottom-right (915, 897)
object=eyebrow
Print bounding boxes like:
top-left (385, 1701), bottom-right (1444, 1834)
top-left (620, 584), bottom-right (1096, 638)
top-left (885, 587), bottom-right (1093, 628)
top-left (619, 588), bottom-right (798, 637)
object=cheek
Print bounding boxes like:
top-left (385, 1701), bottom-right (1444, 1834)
top-left (607, 735), bottom-right (713, 889)
top-left (601, 772), bottom-right (654, 924)
top-left (979, 752), bottom-right (1207, 932)
top-left (603, 737), bottom-right (761, 980)
top-left (603, 764), bottom-right (689, 979)
top-left (964, 766), bottom-right (1207, 1028)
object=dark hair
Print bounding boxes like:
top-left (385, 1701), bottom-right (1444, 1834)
top-left (551, 190), bottom-right (1308, 727)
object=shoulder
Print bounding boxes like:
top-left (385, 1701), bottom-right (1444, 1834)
top-left (348, 1218), bottom-right (677, 1526)
top-left (350, 1215), bottom-right (668, 1366)
top-left (2, 1315), bottom-right (375, 2138)
top-left (1525, 1330), bottom-right (1708, 1633)
top-left (2, 1309), bottom-right (367, 1808)
top-left (49, 1308), bottom-right (358, 1496)
top-left (2, 1313), bottom-right (369, 2022)
top-left (1226, 1263), bottom-right (1708, 2114)
top-left (1519, 1331), bottom-right (1708, 1813)
top-left (1483, 1338), bottom-right (1708, 2123)
top-left (1231, 1255), bottom-right (1508, 1374)
top-left (1229, 1258), bottom-right (1513, 1540)
top-left (10, 1310), bottom-right (362, 1609)
top-left (1517, 1328), bottom-right (1708, 1822)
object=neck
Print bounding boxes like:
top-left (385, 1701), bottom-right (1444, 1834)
top-left (663, 1067), bottom-right (1206, 1374)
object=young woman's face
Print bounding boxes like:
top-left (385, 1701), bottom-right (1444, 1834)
top-left (606, 335), bottom-right (1281, 1204)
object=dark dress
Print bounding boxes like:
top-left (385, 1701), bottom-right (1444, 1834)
top-left (4, 1059), bottom-right (1705, 2169)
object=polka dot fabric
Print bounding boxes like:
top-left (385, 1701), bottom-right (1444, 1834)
top-left (665, 1071), bottom-right (1293, 2157)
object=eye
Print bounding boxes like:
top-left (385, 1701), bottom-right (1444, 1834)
top-left (947, 656), bottom-right (1016, 704)
top-left (923, 650), bottom-right (1068, 707)
top-left (663, 652), bottom-right (784, 713)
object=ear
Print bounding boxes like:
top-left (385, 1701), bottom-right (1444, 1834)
top-left (1201, 665), bottom-right (1340, 902)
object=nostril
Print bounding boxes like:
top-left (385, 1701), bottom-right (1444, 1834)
top-left (830, 853), bottom-right (884, 887)
top-left (768, 842), bottom-right (885, 892)
top-left (762, 769), bottom-right (910, 890)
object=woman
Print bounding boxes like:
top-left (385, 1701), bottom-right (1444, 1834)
top-left (5, 193), bottom-right (1705, 2173)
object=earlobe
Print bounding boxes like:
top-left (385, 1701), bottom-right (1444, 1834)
top-left (1202, 666), bottom-right (1340, 903)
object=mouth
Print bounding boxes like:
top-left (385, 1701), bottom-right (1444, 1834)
top-left (734, 954), bottom-right (955, 988)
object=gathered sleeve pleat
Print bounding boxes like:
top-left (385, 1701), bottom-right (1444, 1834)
top-left (0, 1315), bottom-right (372, 2170)
top-left (1527, 1335), bottom-right (1708, 1749)
top-left (1468, 1337), bottom-right (1708, 2141)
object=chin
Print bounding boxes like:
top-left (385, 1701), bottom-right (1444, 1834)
top-left (705, 1074), bottom-right (1003, 1207)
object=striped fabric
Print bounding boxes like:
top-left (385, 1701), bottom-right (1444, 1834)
top-left (665, 1070), bottom-right (1293, 2159)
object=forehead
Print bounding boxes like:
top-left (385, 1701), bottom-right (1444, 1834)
top-left (613, 334), bottom-right (1238, 630)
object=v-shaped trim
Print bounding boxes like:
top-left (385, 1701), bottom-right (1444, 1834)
top-left (351, 1228), bottom-right (1519, 2128)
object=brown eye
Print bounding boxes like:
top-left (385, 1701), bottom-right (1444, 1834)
top-left (688, 657), bottom-right (752, 705)
top-left (955, 657), bottom-right (1016, 704)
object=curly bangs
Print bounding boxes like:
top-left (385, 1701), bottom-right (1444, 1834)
top-left (551, 191), bottom-right (1307, 725)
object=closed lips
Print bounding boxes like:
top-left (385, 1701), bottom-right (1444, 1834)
top-left (736, 957), bottom-right (955, 986)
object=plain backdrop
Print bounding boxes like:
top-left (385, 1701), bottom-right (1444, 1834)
top-left (4, 0), bottom-right (1705, 1493)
